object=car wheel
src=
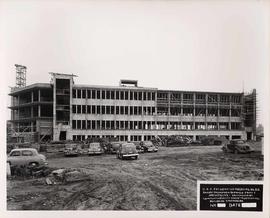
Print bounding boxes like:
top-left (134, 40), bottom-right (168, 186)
top-left (135, 156), bottom-right (138, 160)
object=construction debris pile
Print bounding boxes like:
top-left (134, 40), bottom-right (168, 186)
top-left (45, 168), bottom-right (90, 185)
top-left (8, 164), bottom-right (51, 179)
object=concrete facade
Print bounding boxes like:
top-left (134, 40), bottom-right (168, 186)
top-left (9, 73), bottom-right (256, 142)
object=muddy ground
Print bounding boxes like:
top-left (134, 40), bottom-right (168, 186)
top-left (7, 143), bottom-right (263, 210)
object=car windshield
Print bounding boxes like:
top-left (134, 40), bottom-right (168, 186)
top-left (112, 143), bottom-right (120, 148)
top-left (10, 151), bottom-right (20, 156)
top-left (90, 143), bottom-right (100, 148)
top-left (235, 140), bottom-right (245, 144)
top-left (66, 144), bottom-right (76, 149)
top-left (122, 144), bottom-right (136, 152)
top-left (144, 141), bottom-right (153, 146)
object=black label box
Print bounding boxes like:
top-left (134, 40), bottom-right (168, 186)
top-left (199, 183), bottom-right (263, 211)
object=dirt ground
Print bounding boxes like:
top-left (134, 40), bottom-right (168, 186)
top-left (7, 142), bottom-right (263, 210)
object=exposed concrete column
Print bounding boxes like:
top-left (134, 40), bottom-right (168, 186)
top-left (30, 106), bottom-right (34, 118)
top-left (38, 105), bottom-right (41, 117)
top-left (38, 89), bottom-right (41, 102)
top-left (154, 92), bottom-right (157, 127)
top-left (168, 92), bottom-right (171, 115)
top-left (31, 91), bottom-right (34, 102)
top-left (180, 92), bottom-right (183, 117)
top-left (12, 96), bottom-right (15, 107)
top-left (114, 107), bottom-right (116, 130)
top-left (193, 93), bottom-right (196, 130)
top-left (52, 76), bottom-right (56, 140)
top-left (229, 97), bottom-right (232, 130)
top-left (167, 92), bottom-right (170, 129)
top-left (205, 94), bottom-right (208, 130)
top-left (217, 94), bottom-right (220, 130)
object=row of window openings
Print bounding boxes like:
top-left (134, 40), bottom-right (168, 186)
top-left (73, 135), bottom-right (154, 142)
top-left (73, 89), bottom-right (241, 103)
top-left (72, 120), bottom-right (242, 130)
top-left (158, 108), bottom-right (241, 116)
top-left (72, 105), bottom-right (155, 115)
top-left (73, 89), bottom-right (156, 101)
top-left (158, 93), bottom-right (241, 103)
top-left (73, 134), bottom-right (243, 142)
top-left (72, 105), bottom-right (241, 117)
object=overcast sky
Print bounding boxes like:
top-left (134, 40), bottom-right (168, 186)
top-left (1, 0), bottom-right (269, 124)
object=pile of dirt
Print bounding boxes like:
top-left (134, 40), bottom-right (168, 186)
top-left (45, 168), bottom-right (91, 185)
top-left (9, 165), bottom-right (52, 179)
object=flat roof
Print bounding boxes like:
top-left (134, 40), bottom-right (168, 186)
top-left (9, 82), bottom-right (244, 96)
top-left (158, 89), bottom-right (244, 95)
top-left (9, 83), bottom-right (52, 95)
top-left (74, 84), bottom-right (157, 91)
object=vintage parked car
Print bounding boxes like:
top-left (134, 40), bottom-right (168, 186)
top-left (116, 143), bottom-right (139, 160)
top-left (140, 141), bottom-right (158, 152)
top-left (222, 139), bottom-right (254, 154)
top-left (7, 148), bottom-right (48, 167)
top-left (88, 142), bottom-right (104, 155)
top-left (133, 142), bottom-right (144, 153)
top-left (64, 143), bottom-right (81, 157)
top-left (107, 142), bottom-right (121, 154)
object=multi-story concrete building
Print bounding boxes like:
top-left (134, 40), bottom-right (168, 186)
top-left (8, 73), bottom-right (257, 143)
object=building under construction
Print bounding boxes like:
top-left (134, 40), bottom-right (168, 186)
top-left (8, 70), bottom-right (257, 143)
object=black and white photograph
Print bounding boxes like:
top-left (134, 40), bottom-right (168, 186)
top-left (1, 0), bottom-right (269, 217)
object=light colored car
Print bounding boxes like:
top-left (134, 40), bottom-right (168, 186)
top-left (88, 142), bottom-right (104, 155)
top-left (64, 144), bottom-right (81, 156)
top-left (222, 140), bottom-right (254, 154)
top-left (140, 141), bottom-right (158, 152)
top-left (117, 143), bottom-right (139, 160)
top-left (7, 148), bottom-right (48, 167)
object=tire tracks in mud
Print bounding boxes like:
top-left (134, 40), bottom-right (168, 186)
top-left (46, 163), bottom-right (198, 210)
top-left (8, 145), bottom-right (263, 210)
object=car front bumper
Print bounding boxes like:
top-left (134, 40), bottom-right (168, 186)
top-left (122, 153), bottom-right (139, 157)
top-left (88, 151), bottom-right (103, 154)
top-left (65, 152), bottom-right (79, 156)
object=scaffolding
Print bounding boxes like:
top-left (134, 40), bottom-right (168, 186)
top-left (243, 89), bottom-right (257, 133)
top-left (15, 64), bottom-right (27, 88)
